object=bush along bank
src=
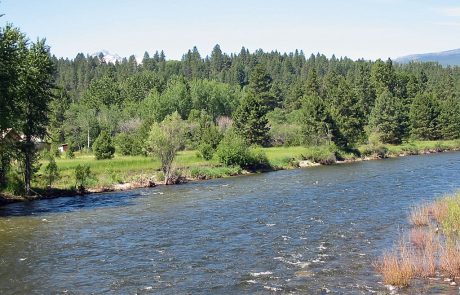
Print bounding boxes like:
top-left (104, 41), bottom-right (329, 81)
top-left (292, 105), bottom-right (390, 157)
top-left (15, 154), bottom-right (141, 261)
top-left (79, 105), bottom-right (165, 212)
top-left (375, 191), bottom-right (460, 291)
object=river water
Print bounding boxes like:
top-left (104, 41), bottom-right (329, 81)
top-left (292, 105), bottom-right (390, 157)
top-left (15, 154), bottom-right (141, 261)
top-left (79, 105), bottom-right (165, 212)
top-left (1, 152), bottom-right (460, 294)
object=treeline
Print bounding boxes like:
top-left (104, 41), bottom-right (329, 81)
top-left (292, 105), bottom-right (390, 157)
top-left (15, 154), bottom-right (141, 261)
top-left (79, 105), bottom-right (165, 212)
top-left (51, 44), bottom-right (460, 154)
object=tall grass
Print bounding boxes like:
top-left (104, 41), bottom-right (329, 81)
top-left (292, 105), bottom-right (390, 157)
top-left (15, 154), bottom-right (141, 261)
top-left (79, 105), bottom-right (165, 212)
top-left (409, 204), bottom-right (430, 227)
top-left (376, 191), bottom-right (460, 287)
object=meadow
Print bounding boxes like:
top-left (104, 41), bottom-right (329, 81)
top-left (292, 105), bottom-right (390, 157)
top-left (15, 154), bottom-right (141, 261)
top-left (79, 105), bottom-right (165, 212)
top-left (35, 140), bottom-right (460, 191)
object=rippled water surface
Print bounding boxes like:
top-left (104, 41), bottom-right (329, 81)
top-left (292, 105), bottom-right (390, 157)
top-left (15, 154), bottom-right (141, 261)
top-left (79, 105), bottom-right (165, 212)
top-left (2, 152), bottom-right (460, 294)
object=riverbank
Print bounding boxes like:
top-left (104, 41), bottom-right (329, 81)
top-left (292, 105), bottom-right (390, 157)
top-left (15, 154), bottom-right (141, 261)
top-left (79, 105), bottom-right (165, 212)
top-left (375, 191), bottom-right (460, 291)
top-left (1, 140), bottom-right (460, 206)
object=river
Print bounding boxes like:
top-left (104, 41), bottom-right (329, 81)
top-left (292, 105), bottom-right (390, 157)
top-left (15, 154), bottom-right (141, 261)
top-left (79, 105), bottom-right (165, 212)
top-left (1, 152), bottom-right (460, 294)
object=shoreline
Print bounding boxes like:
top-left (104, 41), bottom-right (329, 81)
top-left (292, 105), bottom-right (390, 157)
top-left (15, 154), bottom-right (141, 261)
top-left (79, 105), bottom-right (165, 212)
top-left (1, 146), bottom-right (459, 207)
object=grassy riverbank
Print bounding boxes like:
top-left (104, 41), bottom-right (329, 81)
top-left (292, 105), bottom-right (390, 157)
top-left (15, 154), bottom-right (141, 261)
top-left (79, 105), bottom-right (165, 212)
top-left (375, 191), bottom-right (460, 289)
top-left (1, 139), bottom-right (460, 204)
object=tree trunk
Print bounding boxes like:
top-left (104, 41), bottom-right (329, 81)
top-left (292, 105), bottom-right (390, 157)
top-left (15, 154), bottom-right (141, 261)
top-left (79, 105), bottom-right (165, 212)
top-left (87, 128), bottom-right (90, 150)
top-left (24, 137), bottom-right (32, 195)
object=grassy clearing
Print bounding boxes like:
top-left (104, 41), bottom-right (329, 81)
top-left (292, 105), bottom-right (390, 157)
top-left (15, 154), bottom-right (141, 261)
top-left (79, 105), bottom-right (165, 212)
top-left (375, 191), bottom-right (460, 288)
top-left (32, 139), bottom-right (460, 191)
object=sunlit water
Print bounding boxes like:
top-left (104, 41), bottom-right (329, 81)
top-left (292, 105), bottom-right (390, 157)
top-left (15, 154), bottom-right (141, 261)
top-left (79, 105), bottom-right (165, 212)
top-left (1, 152), bottom-right (460, 294)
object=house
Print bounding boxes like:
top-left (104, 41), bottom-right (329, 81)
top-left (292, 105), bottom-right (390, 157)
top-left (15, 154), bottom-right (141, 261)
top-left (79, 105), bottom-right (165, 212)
top-left (58, 144), bottom-right (69, 153)
top-left (0, 128), bottom-right (21, 144)
top-left (0, 128), bottom-right (50, 152)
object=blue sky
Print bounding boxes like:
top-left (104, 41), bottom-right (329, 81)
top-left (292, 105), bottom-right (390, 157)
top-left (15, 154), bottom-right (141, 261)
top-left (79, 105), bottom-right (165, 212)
top-left (1, 0), bottom-right (459, 60)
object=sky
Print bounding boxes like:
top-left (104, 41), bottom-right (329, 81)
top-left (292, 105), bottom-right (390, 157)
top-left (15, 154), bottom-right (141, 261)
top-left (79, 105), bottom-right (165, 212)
top-left (1, 0), bottom-right (460, 61)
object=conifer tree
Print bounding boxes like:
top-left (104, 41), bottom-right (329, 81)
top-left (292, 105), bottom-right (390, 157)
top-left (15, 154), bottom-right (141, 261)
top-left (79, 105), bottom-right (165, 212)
top-left (299, 94), bottom-right (335, 145)
top-left (233, 65), bottom-right (272, 145)
top-left (368, 90), bottom-right (406, 144)
top-left (409, 93), bottom-right (440, 140)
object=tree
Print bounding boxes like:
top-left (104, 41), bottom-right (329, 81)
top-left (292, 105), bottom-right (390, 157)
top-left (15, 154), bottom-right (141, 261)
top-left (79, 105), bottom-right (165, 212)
top-left (368, 90), bottom-right (407, 144)
top-left (329, 79), bottom-right (365, 146)
top-left (371, 58), bottom-right (396, 97)
top-left (93, 130), bottom-right (115, 160)
top-left (233, 65), bottom-right (272, 146)
top-left (438, 95), bottom-right (460, 140)
top-left (145, 112), bottom-right (187, 184)
top-left (299, 94), bottom-right (335, 145)
top-left (0, 25), bottom-right (25, 188)
top-left (17, 39), bottom-right (55, 195)
top-left (409, 93), bottom-right (440, 140)
top-left (0, 25), bottom-right (25, 132)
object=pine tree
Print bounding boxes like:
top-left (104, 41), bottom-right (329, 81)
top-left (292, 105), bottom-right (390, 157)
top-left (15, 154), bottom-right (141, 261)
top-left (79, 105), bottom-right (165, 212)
top-left (299, 94), bottom-right (335, 145)
top-left (439, 95), bottom-right (460, 139)
top-left (233, 65), bottom-right (272, 145)
top-left (93, 130), bottom-right (115, 160)
top-left (368, 90), bottom-right (407, 144)
top-left (329, 79), bottom-right (365, 146)
top-left (409, 93), bottom-right (440, 140)
top-left (233, 91), bottom-right (270, 146)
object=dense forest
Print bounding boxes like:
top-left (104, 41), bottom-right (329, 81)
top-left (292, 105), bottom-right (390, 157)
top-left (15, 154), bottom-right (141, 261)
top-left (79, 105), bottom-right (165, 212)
top-left (51, 44), bottom-right (460, 151)
top-left (2, 23), bottom-right (460, 192)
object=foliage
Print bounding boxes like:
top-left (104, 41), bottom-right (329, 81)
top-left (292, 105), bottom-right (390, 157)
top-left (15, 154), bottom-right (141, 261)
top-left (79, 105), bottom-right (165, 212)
top-left (43, 155), bottom-right (59, 187)
top-left (93, 130), bottom-right (115, 160)
top-left (368, 90), bottom-right (406, 144)
top-left (215, 132), bottom-right (270, 170)
top-left (189, 166), bottom-right (242, 180)
top-left (233, 65), bottom-right (271, 146)
top-left (215, 132), bottom-right (251, 167)
top-left (74, 164), bottom-right (93, 191)
top-left (65, 148), bottom-right (75, 159)
top-left (145, 112), bottom-right (187, 184)
top-left (409, 93), bottom-right (440, 140)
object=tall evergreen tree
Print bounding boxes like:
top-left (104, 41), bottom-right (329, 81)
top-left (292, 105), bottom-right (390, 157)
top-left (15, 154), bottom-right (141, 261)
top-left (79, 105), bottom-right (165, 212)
top-left (368, 90), bottom-right (406, 144)
top-left (409, 92), bottom-right (440, 140)
top-left (299, 94), bottom-right (335, 145)
top-left (233, 65), bottom-right (272, 145)
top-left (439, 95), bottom-right (460, 139)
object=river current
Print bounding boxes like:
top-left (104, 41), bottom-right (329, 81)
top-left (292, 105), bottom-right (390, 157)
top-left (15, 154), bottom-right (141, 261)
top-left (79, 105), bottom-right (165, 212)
top-left (1, 152), bottom-right (460, 294)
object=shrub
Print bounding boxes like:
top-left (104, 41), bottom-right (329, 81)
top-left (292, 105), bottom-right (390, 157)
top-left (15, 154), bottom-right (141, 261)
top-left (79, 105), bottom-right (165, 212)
top-left (301, 145), bottom-right (338, 165)
top-left (189, 166), bottom-right (242, 180)
top-left (198, 143), bottom-right (215, 160)
top-left (361, 145), bottom-right (388, 158)
top-left (115, 132), bottom-right (143, 156)
top-left (4, 169), bottom-right (25, 196)
top-left (43, 155), bottom-right (59, 188)
top-left (75, 164), bottom-right (93, 192)
top-left (247, 149), bottom-right (271, 170)
top-left (216, 132), bottom-right (251, 167)
top-left (93, 131), bottom-right (115, 160)
top-left (216, 132), bottom-right (271, 170)
top-left (65, 148), bottom-right (75, 159)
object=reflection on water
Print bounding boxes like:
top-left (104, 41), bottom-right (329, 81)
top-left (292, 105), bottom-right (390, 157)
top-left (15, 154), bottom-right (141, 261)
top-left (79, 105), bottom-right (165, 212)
top-left (1, 152), bottom-right (460, 294)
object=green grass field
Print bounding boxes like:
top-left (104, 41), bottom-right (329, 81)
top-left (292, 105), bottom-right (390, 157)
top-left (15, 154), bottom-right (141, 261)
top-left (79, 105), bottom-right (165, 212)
top-left (35, 140), bottom-right (460, 190)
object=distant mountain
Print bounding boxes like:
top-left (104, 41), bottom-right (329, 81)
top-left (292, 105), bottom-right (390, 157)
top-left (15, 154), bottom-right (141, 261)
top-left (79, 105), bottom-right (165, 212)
top-left (91, 50), bottom-right (122, 64)
top-left (396, 48), bottom-right (460, 66)
top-left (91, 50), bottom-right (143, 64)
